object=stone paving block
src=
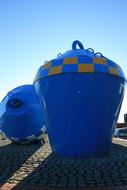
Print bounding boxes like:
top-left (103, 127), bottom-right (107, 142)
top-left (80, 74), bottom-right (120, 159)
top-left (0, 138), bottom-right (127, 189)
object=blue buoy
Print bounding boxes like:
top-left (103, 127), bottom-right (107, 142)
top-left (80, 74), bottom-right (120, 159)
top-left (34, 40), bottom-right (126, 157)
top-left (0, 85), bottom-right (46, 143)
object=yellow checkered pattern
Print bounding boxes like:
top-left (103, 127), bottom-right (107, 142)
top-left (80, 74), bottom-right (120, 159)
top-left (48, 66), bottom-right (62, 76)
top-left (43, 58), bottom-right (119, 76)
top-left (78, 64), bottom-right (94, 73)
top-left (93, 58), bottom-right (107, 64)
top-left (34, 57), bottom-right (125, 82)
top-left (64, 57), bottom-right (77, 64)
top-left (109, 67), bottom-right (119, 76)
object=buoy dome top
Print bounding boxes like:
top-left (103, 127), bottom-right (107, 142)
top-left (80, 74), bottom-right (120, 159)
top-left (34, 40), bottom-right (126, 82)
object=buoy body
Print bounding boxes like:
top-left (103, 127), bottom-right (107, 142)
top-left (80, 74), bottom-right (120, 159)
top-left (34, 41), bottom-right (126, 157)
top-left (0, 85), bottom-right (46, 143)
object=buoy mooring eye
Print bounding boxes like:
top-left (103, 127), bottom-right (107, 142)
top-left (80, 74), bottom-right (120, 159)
top-left (7, 98), bottom-right (23, 109)
top-left (72, 40), bottom-right (84, 50)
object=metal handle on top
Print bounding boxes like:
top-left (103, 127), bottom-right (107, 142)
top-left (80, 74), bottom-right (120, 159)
top-left (94, 52), bottom-right (103, 58)
top-left (72, 40), bottom-right (84, 50)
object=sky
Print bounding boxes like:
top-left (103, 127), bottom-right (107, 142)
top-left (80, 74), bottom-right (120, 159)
top-left (0, 0), bottom-right (127, 122)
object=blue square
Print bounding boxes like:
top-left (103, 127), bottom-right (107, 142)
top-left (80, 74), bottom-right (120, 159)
top-left (62, 64), bottom-right (78, 72)
top-left (94, 64), bottom-right (108, 73)
top-left (78, 56), bottom-right (93, 64)
top-left (107, 60), bottom-right (116, 68)
top-left (52, 59), bottom-right (63, 67)
top-left (40, 69), bottom-right (49, 77)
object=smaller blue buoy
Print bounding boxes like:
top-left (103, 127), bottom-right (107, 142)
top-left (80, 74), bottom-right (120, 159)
top-left (0, 85), bottom-right (46, 144)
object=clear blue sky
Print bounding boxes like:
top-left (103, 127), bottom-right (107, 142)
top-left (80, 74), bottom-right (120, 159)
top-left (0, 0), bottom-right (127, 122)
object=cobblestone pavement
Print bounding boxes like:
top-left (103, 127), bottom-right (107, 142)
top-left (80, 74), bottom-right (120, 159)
top-left (0, 137), bottom-right (127, 190)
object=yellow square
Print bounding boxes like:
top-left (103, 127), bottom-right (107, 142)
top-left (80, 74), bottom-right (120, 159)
top-left (78, 64), bottom-right (94, 73)
top-left (64, 57), bottom-right (77, 64)
top-left (43, 61), bottom-right (52, 69)
top-left (109, 67), bottom-right (119, 76)
top-left (48, 66), bottom-right (62, 76)
top-left (93, 58), bottom-right (107, 64)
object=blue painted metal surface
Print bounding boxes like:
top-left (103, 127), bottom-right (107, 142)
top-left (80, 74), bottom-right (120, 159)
top-left (0, 85), bottom-right (46, 143)
top-left (34, 40), bottom-right (126, 157)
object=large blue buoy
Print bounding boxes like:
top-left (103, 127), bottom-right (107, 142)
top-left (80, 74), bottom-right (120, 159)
top-left (34, 40), bottom-right (126, 157)
top-left (0, 85), bottom-right (46, 143)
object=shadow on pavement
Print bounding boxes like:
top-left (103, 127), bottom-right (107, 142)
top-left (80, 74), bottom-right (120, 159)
top-left (11, 142), bottom-right (127, 189)
top-left (0, 140), bottom-right (43, 187)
